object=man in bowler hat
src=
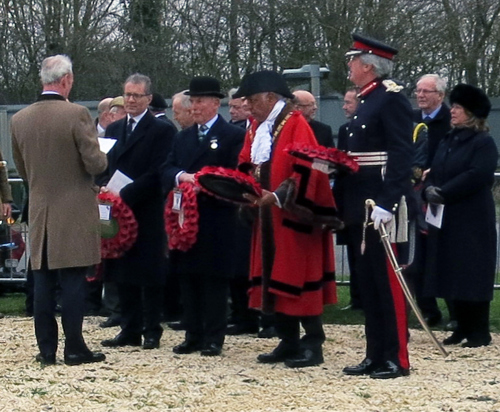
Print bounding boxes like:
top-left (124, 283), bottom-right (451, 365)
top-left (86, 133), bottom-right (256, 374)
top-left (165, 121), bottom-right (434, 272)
top-left (162, 76), bottom-right (245, 356)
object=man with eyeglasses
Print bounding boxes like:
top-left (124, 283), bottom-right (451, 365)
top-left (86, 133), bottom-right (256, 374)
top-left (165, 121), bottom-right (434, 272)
top-left (338, 33), bottom-right (413, 379)
top-left (98, 73), bottom-right (177, 351)
top-left (293, 90), bottom-right (334, 147)
top-left (405, 74), bottom-right (455, 331)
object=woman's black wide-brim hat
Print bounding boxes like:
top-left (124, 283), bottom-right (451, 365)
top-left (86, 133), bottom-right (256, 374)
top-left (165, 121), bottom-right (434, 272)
top-left (449, 83), bottom-right (491, 119)
top-left (185, 76), bottom-right (225, 99)
top-left (233, 70), bottom-right (294, 99)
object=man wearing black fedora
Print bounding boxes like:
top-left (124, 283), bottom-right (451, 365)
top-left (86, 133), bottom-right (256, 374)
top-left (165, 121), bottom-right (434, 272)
top-left (149, 92), bottom-right (177, 129)
top-left (162, 76), bottom-right (245, 356)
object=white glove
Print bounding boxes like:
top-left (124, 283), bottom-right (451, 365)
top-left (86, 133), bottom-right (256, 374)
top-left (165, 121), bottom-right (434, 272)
top-left (370, 206), bottom-right (393, 230)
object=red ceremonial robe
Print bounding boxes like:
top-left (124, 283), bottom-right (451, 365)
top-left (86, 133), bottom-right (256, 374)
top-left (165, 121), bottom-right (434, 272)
top-left (239, 109), bottom-right (338, 317)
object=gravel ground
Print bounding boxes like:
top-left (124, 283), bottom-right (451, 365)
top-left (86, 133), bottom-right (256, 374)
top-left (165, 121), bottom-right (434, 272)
top-left (0, 316), bottom-right (499, 412)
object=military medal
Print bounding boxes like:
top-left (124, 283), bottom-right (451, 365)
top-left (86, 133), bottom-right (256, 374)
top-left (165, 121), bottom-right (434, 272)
top-left (210, 138), bottom-right (218, 150)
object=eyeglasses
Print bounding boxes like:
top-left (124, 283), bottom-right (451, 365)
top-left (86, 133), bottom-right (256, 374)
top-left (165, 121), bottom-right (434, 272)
top-left (414, 89), bottom-right (439, 95)
top-left (124, 93), bottom-right (150, 100)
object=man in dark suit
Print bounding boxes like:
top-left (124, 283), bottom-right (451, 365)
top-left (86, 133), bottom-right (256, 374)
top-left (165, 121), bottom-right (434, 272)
top-left (162, 76), bottom-right (245, 356)
top-left (11, 54), bottom-right (107, 366)
top-left (293, 90), bottom-right (334, 147)
top-left (228, 87), bottom-right (251, 129)
top-left (99, 73), bottom-right (176, 350)
top-left (149, 92), bottom-right (177, 129)
top-left (406, 74), bottom-right (454, 329)
top-left (335, 87), bottom-right (362, 311)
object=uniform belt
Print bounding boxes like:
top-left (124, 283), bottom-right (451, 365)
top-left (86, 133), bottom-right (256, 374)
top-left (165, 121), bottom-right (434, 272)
top-left (348, 151), bottom-right (388, 166)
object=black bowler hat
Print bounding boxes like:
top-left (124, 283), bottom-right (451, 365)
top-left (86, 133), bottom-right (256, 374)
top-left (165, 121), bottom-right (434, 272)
top-left (185, 76), bottom-right (225, 99)
top-left (149, 92), bottom-right (167, 110)
top-left (449, 84), bottom-right (491, 119)
top-left (345, 33), bottom-right (398, 60)
top-left (232, 70), bottom-right (294, 99)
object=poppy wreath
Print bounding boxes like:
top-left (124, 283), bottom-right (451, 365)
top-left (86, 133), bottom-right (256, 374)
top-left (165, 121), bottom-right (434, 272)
top-left (284, 143), bottom-right (360, 175)
top-left (195, 166), bottom-right (262, 205)
top-left (165, 182), bottom-right (199, 252)
top-left (98, 192), bottom-right (138, 259)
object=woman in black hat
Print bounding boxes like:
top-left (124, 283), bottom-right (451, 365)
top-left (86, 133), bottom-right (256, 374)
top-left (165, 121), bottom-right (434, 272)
top-left (424, 84), bottom-right (498, 348)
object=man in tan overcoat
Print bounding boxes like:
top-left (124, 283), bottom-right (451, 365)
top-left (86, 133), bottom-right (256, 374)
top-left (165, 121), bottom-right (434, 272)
top-left (10, 54), bottom-right (108, 366)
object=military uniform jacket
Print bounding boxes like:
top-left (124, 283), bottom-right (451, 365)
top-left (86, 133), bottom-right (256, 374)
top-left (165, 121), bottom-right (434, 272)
top-left (161, 115), bottom-right (245, 278)
top-left (337, 80), bottom-right (414, 225)
top-left (97, 111), bottom-right (176, 285)
top-left (11, 94), bottom-right (107, 270)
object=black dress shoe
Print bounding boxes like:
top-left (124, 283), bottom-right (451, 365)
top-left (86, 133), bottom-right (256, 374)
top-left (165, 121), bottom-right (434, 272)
top-left (143, 338), bottom-right (160, 350)
top-left (257, 343), bottom-right (299, 364)
top-left (35, 353), bottom-right (56, 366)
top-left (462, 337), bottom-right (492, 348)
top-left (370, 360), bottom-right (409, 379)
top-left (64, 351), bottom-right (106, 366)
top-left (443, 331), bottom-right (466, 345)
top-left (226, 324), bottom-right (259, 335)
top-left (200, 343), bottom-right (222, 356)
top-left (101, 333), bottom-right (142, 347)
top-left (285, 348), bottom-right (324, 368)
top-left (172, 340), bottom-right (203, 354)
top-left (99, 317), bottom-right (121, 328)
top-left (257, 326), bottom-right (278, 339)
top-left (167, 321), bottom-right (186, 331)
top-left (424, 314), bottom-right (442, 327)
top-left (343, 358), bottom-right (379, 376)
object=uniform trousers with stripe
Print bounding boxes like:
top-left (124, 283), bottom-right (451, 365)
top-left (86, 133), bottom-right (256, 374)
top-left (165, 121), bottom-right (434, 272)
top-left (347, 224), bottom-right (409, 369)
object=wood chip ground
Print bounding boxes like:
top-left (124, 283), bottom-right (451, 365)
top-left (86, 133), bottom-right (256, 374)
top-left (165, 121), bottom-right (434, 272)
top-left (0, 316), bottom-right (499, 411)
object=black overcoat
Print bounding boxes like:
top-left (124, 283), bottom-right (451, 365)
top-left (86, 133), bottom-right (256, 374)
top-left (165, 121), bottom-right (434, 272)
top-left (161, 115), bottom-right (245, 278)
top-left (424, 128), bottom-right (498, 301)
top-left (97, 111), bottom-right (176, 285)
top-left (309, 119), bottom-right (335, 148)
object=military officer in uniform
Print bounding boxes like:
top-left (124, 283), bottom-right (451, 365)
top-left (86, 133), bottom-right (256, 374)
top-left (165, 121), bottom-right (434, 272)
top-left (338, 34), bottom-right (414, 379)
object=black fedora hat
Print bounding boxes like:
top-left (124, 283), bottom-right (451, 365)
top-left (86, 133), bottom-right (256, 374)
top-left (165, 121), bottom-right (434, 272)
top-left (149, 92), bottom-right (167, 110)
top-left (232, 71), bottom-right (294, 99)
top-left (185, 76), bottom-right (225, 99)
top-left (449, 83), bottom-right (491, 119)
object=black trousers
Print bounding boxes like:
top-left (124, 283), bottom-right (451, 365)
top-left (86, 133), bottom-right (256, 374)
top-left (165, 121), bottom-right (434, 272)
top-left (348, 224), bottom-right (409, 369)
top-left (33, 265), bottom-right (90, 356)
top-left (180, 273), bottom-right (229, 347)
top-left (117, 283), bottom-right (163, 340)
top-left (229, 276), bottom-right (259, 327)
top-left (274, 312), bottom-right (325, 352)
top-left (454, 300), bottom-right (491, 343)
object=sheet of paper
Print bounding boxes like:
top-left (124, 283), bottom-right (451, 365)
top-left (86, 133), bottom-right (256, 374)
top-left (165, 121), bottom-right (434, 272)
top-left (106, 170), bottom-right (133, 195)
top-left (98, 137), bottom-right (117, 154)
top-left (98, 204), bottom-right (111, 221)
top-left (425, 204), bottom-right (444, 229)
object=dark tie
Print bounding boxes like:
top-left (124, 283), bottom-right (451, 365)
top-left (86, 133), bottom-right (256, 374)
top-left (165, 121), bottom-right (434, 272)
top-left (423, 116), bottom-right (431, 124)
top-left (126, 118), bottom-right (135, 141)
top-left (198, 124), bottom-right (208, 142)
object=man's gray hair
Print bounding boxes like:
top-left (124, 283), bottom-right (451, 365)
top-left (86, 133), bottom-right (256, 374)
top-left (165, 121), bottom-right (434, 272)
top-left (172, 90), bottom-right (192, 108)
top-left (417, 74), bottom-right (447, 93)
top-left (360, 54), bottom-right (393, 78)
top-left (124, 73), bottom-right (152, 95)
top-left (40, 55), bottom-right (73, 85)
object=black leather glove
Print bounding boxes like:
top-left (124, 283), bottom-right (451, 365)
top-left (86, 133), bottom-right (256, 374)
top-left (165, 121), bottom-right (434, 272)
top-left (425, 186), bottom-right (444, 204)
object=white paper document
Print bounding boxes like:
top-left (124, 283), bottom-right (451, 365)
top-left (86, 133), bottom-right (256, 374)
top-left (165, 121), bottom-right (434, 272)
top-left (106, 170), bottom-right (133, 195)
top-left (425, 204), bottom-right (444, 229)
top-left (98, 204), bottom-right (111, 221)
top-left (98, 137), bottom-right (117, 154)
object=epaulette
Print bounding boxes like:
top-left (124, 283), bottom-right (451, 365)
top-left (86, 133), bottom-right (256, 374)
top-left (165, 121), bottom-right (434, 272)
top-left (382, 79), bottom-right (404, 93)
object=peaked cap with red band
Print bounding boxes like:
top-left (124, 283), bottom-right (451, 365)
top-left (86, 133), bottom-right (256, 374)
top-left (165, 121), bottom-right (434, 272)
top-left (345, 33), bottom-right (398, 60)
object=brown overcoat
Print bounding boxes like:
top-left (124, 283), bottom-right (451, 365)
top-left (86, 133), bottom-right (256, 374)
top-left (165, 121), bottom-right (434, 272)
top-left (10, 95), bottom-right (107, 270)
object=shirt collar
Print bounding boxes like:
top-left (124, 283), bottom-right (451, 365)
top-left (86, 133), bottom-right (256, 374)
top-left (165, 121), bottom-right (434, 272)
top-left (422, 105), bottom-right (442, 120)
top-left (128, 109), bottom-right (148, 124)
top-left (198, 114), bottom-right (219, 131)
